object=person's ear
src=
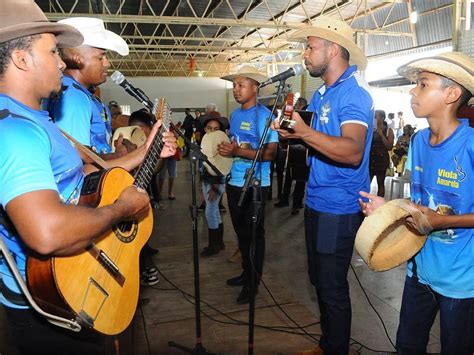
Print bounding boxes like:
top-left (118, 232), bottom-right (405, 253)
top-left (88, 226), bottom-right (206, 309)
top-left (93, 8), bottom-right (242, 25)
top-left (445, 86), bottom-right (462, 105)
top-left (10, 49), bottom-right (31, 71)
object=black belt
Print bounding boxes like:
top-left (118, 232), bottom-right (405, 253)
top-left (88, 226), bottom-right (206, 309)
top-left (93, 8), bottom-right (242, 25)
top-left (0, 277), bottom-right (28, 307)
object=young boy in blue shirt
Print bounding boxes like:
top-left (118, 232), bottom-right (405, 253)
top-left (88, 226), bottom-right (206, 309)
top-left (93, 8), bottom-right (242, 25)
top-left (360, 52), bottom-right (474, 355)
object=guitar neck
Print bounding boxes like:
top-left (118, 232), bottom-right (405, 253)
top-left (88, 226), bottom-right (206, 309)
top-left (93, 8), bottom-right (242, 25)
top-left (134, 98), bottom-right (170, 190)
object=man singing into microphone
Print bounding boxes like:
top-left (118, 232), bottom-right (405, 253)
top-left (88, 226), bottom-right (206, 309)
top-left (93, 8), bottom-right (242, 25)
top-left (218, 67), bottom-right (278, 304)
top-left (272, 16), bottom-right (373, 355)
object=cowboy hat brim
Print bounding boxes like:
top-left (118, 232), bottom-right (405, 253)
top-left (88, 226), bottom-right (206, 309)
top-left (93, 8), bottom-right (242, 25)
top-left (397, 54), bottom-right (474, 96)
top-left (0, 22), bottom-right (83, 47)
top-left (291, 26), bottom-right (368, 71)
top-left (221, 72), bottom-right (268, 84)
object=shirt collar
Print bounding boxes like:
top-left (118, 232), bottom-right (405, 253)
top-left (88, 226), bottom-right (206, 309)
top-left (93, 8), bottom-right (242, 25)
top-left (318, 65), bottom-right (358, 96)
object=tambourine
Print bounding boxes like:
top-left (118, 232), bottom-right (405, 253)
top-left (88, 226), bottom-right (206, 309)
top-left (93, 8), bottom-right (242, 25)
top-left (111, 126), bottom-right (147, 152)
top-left (200, 131), bottom-right (232, 176)
top-left (355, 199), bottom-right (429, 272)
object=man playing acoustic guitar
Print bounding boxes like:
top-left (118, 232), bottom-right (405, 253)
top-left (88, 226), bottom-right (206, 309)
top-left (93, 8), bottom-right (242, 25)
top-left (0, 1), bottom-right (176, 353)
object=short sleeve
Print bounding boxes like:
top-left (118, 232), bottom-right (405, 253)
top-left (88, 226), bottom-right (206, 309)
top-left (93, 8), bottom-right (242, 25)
top-left (338, 86), bottom-right (373, 129)
top-left (0, 119), bottom-right (58, 207)
top-left (52, 88), bottom-right (92, 146)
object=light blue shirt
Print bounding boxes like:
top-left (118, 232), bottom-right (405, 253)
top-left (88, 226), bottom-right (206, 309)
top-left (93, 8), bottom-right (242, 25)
top-left (306, 66), bottom-right (374, 214)
top-left (0, 95), bottom-right (83, 309)
top-left (50, 76), bottom-right (112, 154)
top-left (408, 123), bottom-right (474, 299)
top-left (228, 103), bottom-right (278, 187)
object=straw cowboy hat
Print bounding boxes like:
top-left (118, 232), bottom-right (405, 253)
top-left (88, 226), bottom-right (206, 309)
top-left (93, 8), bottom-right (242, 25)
top-left (291, 15), bottom-right (367, 70)
top-left (200, 111), bottom-right (229, 131)
top-left (0, 0), bottom-right (83, 47)
top-left (398, 51), bottom-right (474, 96)
top-left (355, 199), bottom-right (431, 272)
top-left (221, 66), bottom-right (268, 84)
top-left (58, 17), bottom-right (129, 56)
top-left (201, 131), bottom-right (233, 177)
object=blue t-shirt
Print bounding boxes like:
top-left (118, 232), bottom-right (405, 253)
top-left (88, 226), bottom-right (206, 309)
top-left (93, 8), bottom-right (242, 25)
top-left (228, 103), bottom-right (279, 187)
top-left (50, 76), bottom-right (112, 154)
top-left (408, 123), bottom-right (474, 299)
top-left (306, 66), bottom-right (374, 214)
top-left (0, 95), bottom-right (84, 309)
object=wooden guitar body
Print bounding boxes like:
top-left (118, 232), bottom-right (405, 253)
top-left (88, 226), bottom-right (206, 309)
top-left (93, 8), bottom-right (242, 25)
top-left (27, 168), bottom-right (153, 335)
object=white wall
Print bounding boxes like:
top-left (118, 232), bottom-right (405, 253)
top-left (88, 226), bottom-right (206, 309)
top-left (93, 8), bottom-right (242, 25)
top-left (100, 76), bottom-right (228, 123)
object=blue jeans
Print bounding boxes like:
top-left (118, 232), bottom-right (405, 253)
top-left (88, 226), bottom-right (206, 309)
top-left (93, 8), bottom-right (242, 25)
top-left (396, 275), bottom-right (474, 355)
top-left (304, 207), bottom-right (363, 355)
top-left (202, 181), bottom-right (224, 229)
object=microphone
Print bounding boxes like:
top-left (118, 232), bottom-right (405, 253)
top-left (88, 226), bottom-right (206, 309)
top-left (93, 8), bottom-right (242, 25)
top-left (111, 71), bottom-right (154, 109)
top-left (258, 65), bottom-right (305, 88)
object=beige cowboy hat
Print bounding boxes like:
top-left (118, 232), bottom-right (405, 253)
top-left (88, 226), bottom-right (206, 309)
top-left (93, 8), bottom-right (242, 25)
top-left (58, 17), bottom-right (129, 56)
top-left (291, 15), bottom-right (368, 70)
top-left (201, 131), bottom-right (233, 176)
top-left (0, 0), bottom-right (83, 47)
top-left (397, 51), bottom-right (474, 96)
top-left (221, 66), bottom-right (268, 84)
top-left (355, 199), bottom-right (431, 272)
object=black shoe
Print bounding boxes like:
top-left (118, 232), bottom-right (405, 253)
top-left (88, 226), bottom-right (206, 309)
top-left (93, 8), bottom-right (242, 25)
top-left (226, 273), bottom-right (246, 287)
top-left (236, 285), bottom-right (258, 304)
top-left (143, 244), bottom-right (160, 255)
top-left (274, 201), bottom-right (289, 208)
top-left (198, 202), bottom-right (206, 211)
top-left (219, 204), bottom-right (227, 212)
top-left (291, 208), bottom-right (300, 215)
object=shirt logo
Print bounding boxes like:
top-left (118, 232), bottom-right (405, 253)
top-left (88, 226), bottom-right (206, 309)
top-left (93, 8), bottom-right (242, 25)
top-left (320, 102), bottom-right (330, 124)
top-left (240, 121), bottom-right (251, 131)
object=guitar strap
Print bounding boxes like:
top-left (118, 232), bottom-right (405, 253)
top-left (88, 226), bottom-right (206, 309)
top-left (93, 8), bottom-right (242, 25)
top-left (60, 129), bottom-right (111, 170)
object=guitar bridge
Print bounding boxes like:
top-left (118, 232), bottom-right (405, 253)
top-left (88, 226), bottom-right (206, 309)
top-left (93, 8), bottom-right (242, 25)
top-left (86, 244), bottom-right (126, 287)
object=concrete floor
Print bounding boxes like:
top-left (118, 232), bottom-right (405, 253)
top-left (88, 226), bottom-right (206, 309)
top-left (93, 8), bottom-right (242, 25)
top-left (1, 161), bottom-right (440, 354)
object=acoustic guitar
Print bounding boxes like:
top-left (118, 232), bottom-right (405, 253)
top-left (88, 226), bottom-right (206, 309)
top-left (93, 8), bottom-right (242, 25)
top-left (278, 92), bottom-right (315, 167)
top-left (27, 99), bottom-right (171, 335)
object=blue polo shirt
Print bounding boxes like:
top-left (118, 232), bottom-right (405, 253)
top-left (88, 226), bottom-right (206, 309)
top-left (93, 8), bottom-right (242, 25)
top-left (0, 94), bottom-right (84, 309)
top-left (50, 76), bottom-right (112, 154)
top-left (408, 123), bottom-right (474, 299)
top-left (228, 103), bottom-right (279, 187)
top-left (306, 66), bottom-right (374, 214)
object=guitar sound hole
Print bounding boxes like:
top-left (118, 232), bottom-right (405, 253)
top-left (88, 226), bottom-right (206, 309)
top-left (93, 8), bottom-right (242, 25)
top-left (113, 221), bottom-right (138, 243)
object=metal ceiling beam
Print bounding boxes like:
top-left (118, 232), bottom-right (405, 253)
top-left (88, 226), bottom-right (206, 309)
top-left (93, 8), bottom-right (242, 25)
top-left (45, 13), bottom-right (308, 30)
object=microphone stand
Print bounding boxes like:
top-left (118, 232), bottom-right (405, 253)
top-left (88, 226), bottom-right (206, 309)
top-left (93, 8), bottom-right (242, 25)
top-left (112, 85), bottom-right (220, 354)
top-left (168, 133), bottom-right (221, 355)
top-left (238, 79), bottom-right (287, 355)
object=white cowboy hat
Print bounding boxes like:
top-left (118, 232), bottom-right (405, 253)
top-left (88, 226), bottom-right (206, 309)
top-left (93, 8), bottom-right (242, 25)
top-left (0, 0), bottom-right (83, 47)
top-left (355, 199), bottom-right (430, 272)
top-left (221, 66), bottom-right (268, 84)
top-left (201, 131), bottom-right (233, 176)
top-left (397, 51), bottom-right (474, 96)
top-left (58, 17), bottom-right (129, 56)
top-left (291, 15), bottom-right (367, 70)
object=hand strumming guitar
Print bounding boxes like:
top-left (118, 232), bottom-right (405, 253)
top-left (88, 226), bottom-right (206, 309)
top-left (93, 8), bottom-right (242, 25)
top-left (115, 185), bottom-right (151, 221)
top-left (271, 111), bottom-right (312, 140)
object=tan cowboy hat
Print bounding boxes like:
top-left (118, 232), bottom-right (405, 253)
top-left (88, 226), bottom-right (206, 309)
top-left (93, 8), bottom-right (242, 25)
top-left (201, 131), bottom-right (233, 176)
top-left (397, 51), bottom-right (474, 96)
top-left (221, 66), bottom-right (268, 84)
top-left (291, 15), bottom-right (367, 70)
top-left (0, 0), bottom-right (83, 47)
top-left (355, 199), bottom-right (430, 272)
top-left (58, 17), bottom-right (129, 56)
top-left (111, 126), bottom-right (147, 152)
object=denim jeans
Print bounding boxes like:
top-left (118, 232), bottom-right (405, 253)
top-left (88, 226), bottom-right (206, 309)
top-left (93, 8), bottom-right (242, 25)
top-left (202, 181), bottom-right (225, 229)
top-left (304, 207), bottom-right (363, 355)
top-left (396, 275), bottom-right (474, 355)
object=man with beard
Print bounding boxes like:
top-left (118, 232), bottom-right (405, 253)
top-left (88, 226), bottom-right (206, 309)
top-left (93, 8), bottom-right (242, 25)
top-left (49, 17), bottom-right (145, 169)
top-left (272, 16), bottom-right (374, 354)
top-left (218, 67), bottom-right (278, 304)
top-left (0, 1), bottom-right (176, 353)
